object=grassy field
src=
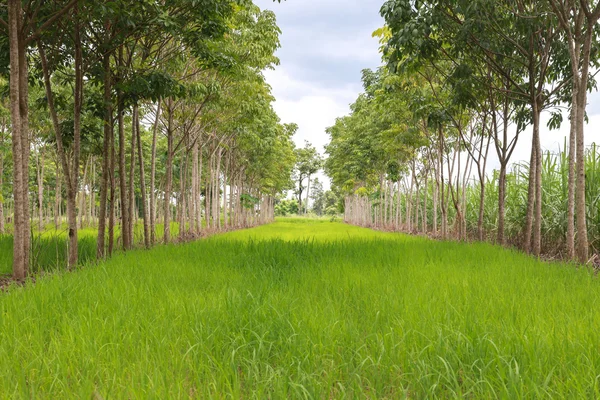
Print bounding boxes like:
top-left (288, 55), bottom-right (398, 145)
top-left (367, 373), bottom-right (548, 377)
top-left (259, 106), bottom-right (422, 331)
top-left (0, 218), bottom-right (600, 398)
top-left (0, 223), bottom-right (184, 275)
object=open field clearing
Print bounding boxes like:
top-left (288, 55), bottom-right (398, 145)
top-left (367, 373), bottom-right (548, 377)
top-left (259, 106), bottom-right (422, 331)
top-left (0, 219), bottom-right (599, 398)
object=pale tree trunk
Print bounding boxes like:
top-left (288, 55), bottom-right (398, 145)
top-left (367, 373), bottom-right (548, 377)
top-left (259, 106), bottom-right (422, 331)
top-left (215, 149), bottom-right (222, 230)
top-left (524, 126), bottom-right (538, 254)
top-left (422, 171), bottom-right (428, 234)
top-left (191, 141), bottom-right (199, 233)
top-left (97, 53), bottom-right (112, 259)
top-left (575, 75), bottom-right (589, 263)
top-left (36, 151), bottom-right (44, 231)
top-left (134, 104), bottom-right (150, 249)
top-left (55, 163), bottom-right (61, 230)
top-left (108, 129), bottom-right (116, 256)
top-left (88, 156), bottom-right (94, 227)
top-left (117, 48), bottom-right (130, 250)
top-left (197, 144), bottom-right (204, 231)
top-left (574, 29), bottom-right (594, 263)
top-left (150, 101), bottom-right (161, 244)
top-left (305, 174), bottom-right (311, 215)
top-left (438, 128), bottom-right (447, 240)
top-left (567, 103), bottom-right (576, 259)
top-left (68, 13), bottom-right (83, 269)
top-left (0, 121), bottom-right (4, 235)
top-left (163, 99), bottom-right (174, 243)
top-left (8, 0), bottom-right (29, 280)
top-left (79, 156), bottom-right (89, 229)
top-left (128, 107), bottom-right (136, 246)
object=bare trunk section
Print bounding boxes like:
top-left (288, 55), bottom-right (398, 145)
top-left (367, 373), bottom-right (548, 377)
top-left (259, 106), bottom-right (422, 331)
top-left (97, 53), bottom-right (112, 259)
top-left (128, 106), bottom-right (136, 246)
top-left (134, 104), bottom-right (150, 249)
top-left (0, 121), bottom-right (4, 234)
top-left (150, 101), bottom-right (161, 245)
top-left (163, 98), bottom-right (174, 243)
top-left (36, 151), bottom-right (44, 231)
top-left (8, 0), bottom-right (28, 280)
top-left (566, 102), bottom-right (576, 259)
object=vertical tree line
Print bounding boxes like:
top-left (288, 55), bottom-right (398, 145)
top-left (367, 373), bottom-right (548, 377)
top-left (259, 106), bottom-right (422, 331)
top-left (327, 1), bottom-right (600, 262)
top-left (0, 0), bottom-right (295, 280)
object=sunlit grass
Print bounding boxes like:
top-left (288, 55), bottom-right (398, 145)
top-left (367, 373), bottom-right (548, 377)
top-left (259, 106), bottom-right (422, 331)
top-left (0, 219), bottom-right (599, 397)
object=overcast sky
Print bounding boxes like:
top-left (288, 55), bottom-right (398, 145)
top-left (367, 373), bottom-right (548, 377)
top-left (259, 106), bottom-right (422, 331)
top-left (255, 0), bottom-right (600, 190)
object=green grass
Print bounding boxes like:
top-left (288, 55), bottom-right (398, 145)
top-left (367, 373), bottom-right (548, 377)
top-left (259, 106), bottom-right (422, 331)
top-left (1, 218), bottom-right (600, 398)
top-left (0, 223), bottom-right (184, 276)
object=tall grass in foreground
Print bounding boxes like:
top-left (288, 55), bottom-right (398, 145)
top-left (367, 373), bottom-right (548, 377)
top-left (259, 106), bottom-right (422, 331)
top-left (0, 219), bottom-right (600, 397)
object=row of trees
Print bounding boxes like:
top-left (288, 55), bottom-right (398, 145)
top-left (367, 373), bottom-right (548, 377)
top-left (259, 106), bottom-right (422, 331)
top-left (326, 0), bottom-right (600, 263)
top-left (0, 0), bottom-right (296, 280)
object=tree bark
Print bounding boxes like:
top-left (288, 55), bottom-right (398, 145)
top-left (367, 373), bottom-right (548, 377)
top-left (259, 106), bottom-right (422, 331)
top-left (150, 101), bottom-right (161, 244)
top-left (163, 98), bottom-right (174, 243)
top-left (8, 0), bottom-right (28, 280)
top-left (134, 104), bottom-right (150, 249)
top-left (0, 121), bottom-right (4, 235)
top-left (567, 102), bottom-right (576, 259)
top-left (36, 151), bottom-right (44, 231)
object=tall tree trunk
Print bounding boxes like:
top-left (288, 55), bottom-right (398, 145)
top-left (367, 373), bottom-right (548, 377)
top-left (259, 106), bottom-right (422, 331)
top-left (0, 122), bottom-right (4, 235)
top-left (438, 127), bottom-right (447, 240)
top-left (55, 163), bottom-right (61, 230)
top-left (305, 174), bottom-right (311, 215)
top-left (8, 0), bottom-right (28, 280)
top-left (134, 104), bottom-right (150, 249)
top-left (128, 106), bottom-right (136, 246)
top-left (108, 126), bottom-right (116, 256)
top-left (163, 99), bottom-right (174, 243)
top-left (97, 53), bottom-right (112, 259)
top-left (117, 48), bottom-right (130, 250)
top-left (575, 73), bottom-right (589, 263)
top-left (150, 101), bottom-right (161, 245)
top-left (532, 107), bottom-right (543, 257)
top-left (524, 134), bottom-right (538, 254)
top-left (79, 156), bottom-right (89, 229)
top-left (36, 151), bottom-right (44, 231)
top-left (68, 11), bottom-right (83, 269)
top-left (566, 103), bottom-right (576, 259)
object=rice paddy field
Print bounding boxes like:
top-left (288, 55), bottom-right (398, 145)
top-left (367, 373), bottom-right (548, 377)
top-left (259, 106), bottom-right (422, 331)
top-left (1, 218), bottom-right (600, 398)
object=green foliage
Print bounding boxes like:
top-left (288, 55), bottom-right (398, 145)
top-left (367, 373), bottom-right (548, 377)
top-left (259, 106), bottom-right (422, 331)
top-left (274, 199), bottom-right (299, 216)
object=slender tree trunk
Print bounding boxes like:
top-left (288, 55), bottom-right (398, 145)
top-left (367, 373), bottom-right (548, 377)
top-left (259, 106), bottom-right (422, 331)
top-left (117, 48), bottom-right (130, 250)
top-left (0, 123), bottom-right (4, 235)
top-left (567, 103), bottom-right (576, 259)
top-left (575, 74), bottom-right (589, 263)
top-left (163, 99), bottom-right (174, 243)
top-left (150, 101), bottom-right (161, 244)
top-left (438, 127), bottom-right (447, 239)
top-left (108, 126), bottom-right (116, 256)
top-left (532, 107), bottom-right (543, 257)
top-left (97, 53), bottom-right (112, 259)
top-left (128, 106), bottom-right (136, 247)
top-left (55, 163), bottom-right (61, 230)
top-left (67, 12), bottom-right (83, 269)
top-left (305, 174), bottom-right (311, 215)
top-left (36, 152), bottom-right (44, 232)
top-left (134, 104), bottom-right (150, 249)
top-left (524, 133), bottom-right (538, 254)
top-left (79, 156), bottom-right (89, 229)
top-left (8, 0), bottom-right (28, 280)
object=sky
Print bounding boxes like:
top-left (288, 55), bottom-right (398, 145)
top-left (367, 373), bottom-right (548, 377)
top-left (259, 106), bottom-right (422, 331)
top-left (255, 0), bottom-right (600, 190)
